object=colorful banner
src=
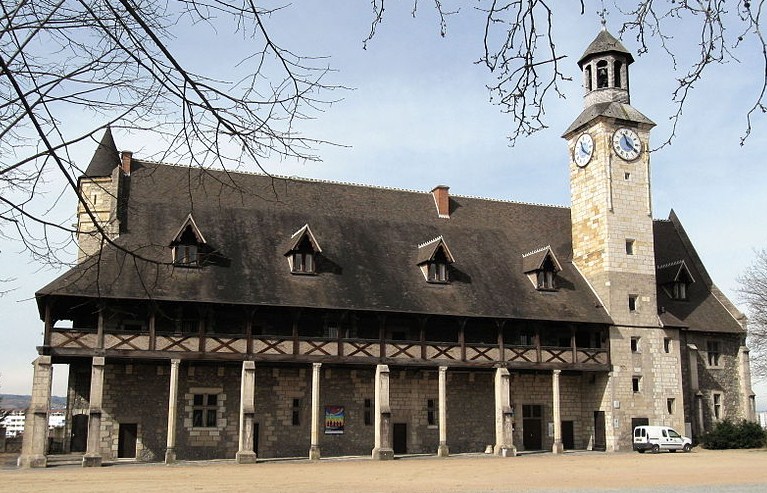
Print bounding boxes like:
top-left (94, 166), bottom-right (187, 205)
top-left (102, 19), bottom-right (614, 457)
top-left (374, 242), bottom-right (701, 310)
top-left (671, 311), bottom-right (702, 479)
top-left (324, 406), bottom-right (344, 434)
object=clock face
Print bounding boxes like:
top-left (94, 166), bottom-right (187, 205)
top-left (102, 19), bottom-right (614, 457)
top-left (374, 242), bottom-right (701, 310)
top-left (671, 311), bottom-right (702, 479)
top-left (574, 133), bottom-right (594, 168)
top-left (612, 128), bottom-right (641, 161)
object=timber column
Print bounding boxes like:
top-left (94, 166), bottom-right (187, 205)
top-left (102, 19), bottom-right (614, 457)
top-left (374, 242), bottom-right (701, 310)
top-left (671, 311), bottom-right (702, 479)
top-left (236, 361), bottom-right (257, 464)
top-left (83, 356), bottom-right (105, 467)
top-left (309, 362), bottom-right (322, 461)
top-left (18, 355), bottom-right (53, 468)
top-left (437, 366), bottom-right (449, 457)
top-left (551, 369), bottom-right (564, 454)
top-left (165, 359), bottom-right (180, 464)
top-left (372, 364), bottom-right (394, 460)
top-left (493, 367), bottom-right (516, 457)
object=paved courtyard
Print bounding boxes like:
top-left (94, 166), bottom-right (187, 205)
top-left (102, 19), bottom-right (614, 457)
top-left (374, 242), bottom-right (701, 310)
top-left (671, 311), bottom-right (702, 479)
top-left (2, 449), bottom-right (767, 493)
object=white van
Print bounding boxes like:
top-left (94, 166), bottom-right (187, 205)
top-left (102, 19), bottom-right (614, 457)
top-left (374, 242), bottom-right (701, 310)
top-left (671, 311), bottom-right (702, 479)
top-left (633, 425), bottom-right (692, 453)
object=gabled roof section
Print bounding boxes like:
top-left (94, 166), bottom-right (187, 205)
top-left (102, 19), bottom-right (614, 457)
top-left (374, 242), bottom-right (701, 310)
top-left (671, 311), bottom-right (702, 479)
top-left (84, 128), bottom-right (120, 178)
top-left (653, 210), bottom-right (744, 334)
top-left (522, 246), bottom-right (562, 273)
top-left (416, 236), bottom-right (455, 265)
top-left (656, 260), bottom-right (695, 286)
top-left (169, 214), bottom-right (207, 246)
top-left (284, 224), bottom-right (322, 255)
top-left (578, 28), bottom-right (634, 67)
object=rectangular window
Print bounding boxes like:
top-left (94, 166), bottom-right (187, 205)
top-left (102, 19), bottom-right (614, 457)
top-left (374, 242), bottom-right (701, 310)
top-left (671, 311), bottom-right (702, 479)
top-left (667, 398), bottom-right (675, 414)
top-left (427, 399), bottom-right (437, 426)
top-left (664, 337), bottom-right (671, 353)
top-left (292, 252), bottom-right (315, 274)
top-left (192, 393), bottom-right (218, 428)
top-left (364, 398), bottom-right (372, 426)
top-left (673, 282), bottom-right (688, 300)
top-left (713, 393), bottom-right (723, 420)
top-left (632, 376), bottom-right (641, 393)
top-left (625, 239), bottom-right (635, 255)
top-left (630, 337), bottom-right (640, 353)
top-left (628, 295), bottom-right (638, 312)
top-left (175, 244), bottom-right (198, 266)
top-left (428, 262), bottom-right (448, 283)
top-left (292, 398), bottom-right (301, 426)
top-left (707, 340), bottom-right (721, 367)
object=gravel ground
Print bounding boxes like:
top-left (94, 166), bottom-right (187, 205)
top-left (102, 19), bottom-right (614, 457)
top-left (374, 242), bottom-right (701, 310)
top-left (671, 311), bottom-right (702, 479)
top-left (2, 448), bottom-right (767, 493)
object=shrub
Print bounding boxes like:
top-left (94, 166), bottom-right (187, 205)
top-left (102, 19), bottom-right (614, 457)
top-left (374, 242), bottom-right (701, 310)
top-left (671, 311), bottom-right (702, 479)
top-left (702, 419), bottom-right (767, 449)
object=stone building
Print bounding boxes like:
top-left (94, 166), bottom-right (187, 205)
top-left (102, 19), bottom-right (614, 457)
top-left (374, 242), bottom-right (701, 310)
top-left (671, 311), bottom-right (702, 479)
top-left (19, 29), bottom-right (755, 468)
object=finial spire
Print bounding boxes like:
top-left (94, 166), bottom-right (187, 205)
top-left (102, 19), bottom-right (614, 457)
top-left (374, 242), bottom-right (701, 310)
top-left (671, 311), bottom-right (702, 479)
top-left (598, 1), bottom-right (608, 30)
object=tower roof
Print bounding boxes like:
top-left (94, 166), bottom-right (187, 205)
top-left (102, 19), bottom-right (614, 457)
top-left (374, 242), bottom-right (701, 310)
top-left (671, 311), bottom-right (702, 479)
top-left (84, 128), bottom-right (120, 177)
top-left (578, 29), bottom-right (634, 67)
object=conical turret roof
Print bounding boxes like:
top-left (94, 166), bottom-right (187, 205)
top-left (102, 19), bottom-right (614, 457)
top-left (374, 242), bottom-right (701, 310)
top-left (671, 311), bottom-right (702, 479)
top-left (84, 128), bottom-right (120, 177)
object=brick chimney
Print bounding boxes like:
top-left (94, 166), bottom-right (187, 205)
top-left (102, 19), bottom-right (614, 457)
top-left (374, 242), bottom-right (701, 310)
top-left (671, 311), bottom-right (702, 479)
top-left (120, 151), bottom-right (133, 176)
top-left (431, 185), bottom-right (450, 219)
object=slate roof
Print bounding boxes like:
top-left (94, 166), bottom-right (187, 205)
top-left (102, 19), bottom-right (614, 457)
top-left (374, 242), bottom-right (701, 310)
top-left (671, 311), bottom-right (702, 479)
top-left (563, 102), bottom-right (655, 138)
top-left (83, 128), bottom-right (120, 178)
top-left (578, 29), bottom-right (634, 66)
top-left (38, 161), bottom-right (613, 325)
top-left (653, 211), bottom-right (744, 334)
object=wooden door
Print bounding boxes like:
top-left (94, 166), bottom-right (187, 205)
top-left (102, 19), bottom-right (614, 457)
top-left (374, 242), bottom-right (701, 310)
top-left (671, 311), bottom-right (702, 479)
top-left (70, 414), bottom-right (88, 453)
top-left (393, 423), bottom-right (407, 454)
top-left (117, 423), bottom-right (137, 458)
top-left (522, 404), bottom-right (543, 450)
top-left (593, 411), bottom-right (606, 451)
top-left (562, 420), bottom-right (575, 450)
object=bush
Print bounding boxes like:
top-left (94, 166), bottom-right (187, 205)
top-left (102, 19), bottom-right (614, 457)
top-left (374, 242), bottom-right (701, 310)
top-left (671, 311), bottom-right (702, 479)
top-left (702, 419), bottom-right (767, 449)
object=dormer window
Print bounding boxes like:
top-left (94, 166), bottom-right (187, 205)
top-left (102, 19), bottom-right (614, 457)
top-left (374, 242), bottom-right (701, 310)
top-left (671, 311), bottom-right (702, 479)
top-left (657, 260), bottom-right (695, 302)
top-left (523, 246), bottom-right (562, 292)
top-left (170, 215), bottom-right (207, 268)
top-left (285, 224), bottom-right (321, 275)
top-left (417, 236), bottom-right (455, 284)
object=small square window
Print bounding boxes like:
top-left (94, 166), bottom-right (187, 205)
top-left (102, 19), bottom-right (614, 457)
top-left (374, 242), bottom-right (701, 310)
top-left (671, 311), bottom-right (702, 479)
top-left (626, 239), bottom-right (635, 255)
top-left (667, 398), bottom-right (675, 414)
top-left (624, 172), bottom-right (631, 180)
top-left (628, 295), bottom-right (638, 312)
top-left (664, 337), bottom-right (671, 353)
top-left (630, 337), bottom-right (640, 353)
top-left (632, 376), bottom-right (641, 393)
top-left (192, 393), bottom-right (218, 428)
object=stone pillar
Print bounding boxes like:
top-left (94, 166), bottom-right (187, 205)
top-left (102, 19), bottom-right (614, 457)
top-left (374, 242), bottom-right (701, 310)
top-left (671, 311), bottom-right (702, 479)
top-left (18, 356), bottom-right (53, 468)
top-left (372, 364), bottom-right (393, 460)
top-left (551, 369), bottom-right (564, 454)
top-left (236, 361), bottom-right (257, 464)
top-left (437, 366), bottom-right (449, 457)
top-left (738, 346), bottom-right (756, 422)
top-left (83, 356), bottom-right (105, 467)
top-left (493, 367), bottom-right (516, 457)
top-left (165, 359), bottom-right (180, 464)
top-left (309, 362), bottom-right (322, 461)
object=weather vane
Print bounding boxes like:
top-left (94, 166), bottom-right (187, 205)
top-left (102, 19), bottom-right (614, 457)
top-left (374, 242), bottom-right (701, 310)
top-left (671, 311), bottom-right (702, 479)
top-left (598, 0), bottom-right (608, 29)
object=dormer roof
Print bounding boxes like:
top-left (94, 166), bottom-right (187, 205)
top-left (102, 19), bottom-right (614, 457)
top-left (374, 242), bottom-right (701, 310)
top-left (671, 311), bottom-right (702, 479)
top-left (522, 245), bottom-right (562, 273)
top-left (656, 259), bottom-right (695, 286)
top-left (169, 214), bottom-right (207, 246)
top-left (284, 224), bottom-right (322, 255)
top-left (416, 236), bottom-right (455, 265)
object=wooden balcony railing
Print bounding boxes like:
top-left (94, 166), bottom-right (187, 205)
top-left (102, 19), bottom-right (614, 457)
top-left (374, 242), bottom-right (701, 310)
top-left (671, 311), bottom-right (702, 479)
top-left (48, 328), bottom-right (609, 369)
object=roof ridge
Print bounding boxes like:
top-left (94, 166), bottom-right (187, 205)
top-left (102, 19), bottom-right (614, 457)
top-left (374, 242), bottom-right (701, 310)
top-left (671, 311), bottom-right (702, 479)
top-left (418, 235), bottom-right (444, 249)
top-left (138, 161), bottom-right (569, 209)
top-left (522, 245), bottom-right (552, 258)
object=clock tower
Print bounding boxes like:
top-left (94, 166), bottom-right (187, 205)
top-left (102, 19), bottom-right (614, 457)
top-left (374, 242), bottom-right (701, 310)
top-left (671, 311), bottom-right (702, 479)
top-left (563, 28), bottom-right (685, 451)
top-left (562, 27), bottom-right (657, 327)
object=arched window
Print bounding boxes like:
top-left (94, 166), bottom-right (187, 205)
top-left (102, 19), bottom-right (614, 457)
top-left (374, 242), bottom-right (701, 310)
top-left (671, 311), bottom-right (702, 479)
top-left (596, 60), bottom-right (608, 88)
top-left (614, 61), bottom-right (623, 87)
top-left (585, 65), bottom-right (592, 91)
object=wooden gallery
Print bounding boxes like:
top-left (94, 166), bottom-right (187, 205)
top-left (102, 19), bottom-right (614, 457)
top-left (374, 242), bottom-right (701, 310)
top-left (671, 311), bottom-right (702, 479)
top-left (19, 30), bottom-right (756, 467)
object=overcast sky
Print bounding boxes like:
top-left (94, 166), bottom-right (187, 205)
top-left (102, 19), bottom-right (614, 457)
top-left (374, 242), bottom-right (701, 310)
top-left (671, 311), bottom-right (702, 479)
top-left (2, 2), bottom-right (767, 409)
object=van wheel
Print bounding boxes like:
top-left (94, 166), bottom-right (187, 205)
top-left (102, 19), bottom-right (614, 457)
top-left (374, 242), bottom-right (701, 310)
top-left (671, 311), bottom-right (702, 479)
top-left (651, 444), bottom-right (660, 453)
top-left (683, 444), bottom-right (692, 453)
